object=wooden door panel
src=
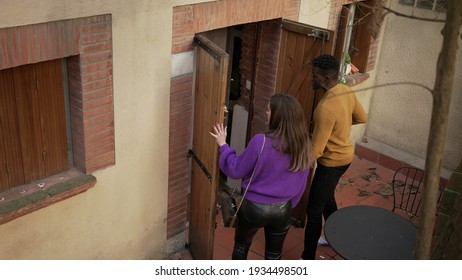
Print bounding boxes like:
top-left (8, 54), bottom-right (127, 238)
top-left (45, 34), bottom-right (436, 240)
top-left (36, 59), bottom-right (69, 175)
top-left (189, 34), bottom-right (229, 259)
top-left (276, 19), bottom-right (335, 227)
top-left (1, 69), bottom-right (11, 191)
top-left (278, 31), bottom-right (298, 92)
top-left (0, 70), bottom-right (12, 190)
top-left (188, 161), bottom-right (214, 257)
top-left (13, 64), bottom-right (46, 183)
top-left (0, 59), bottom-right (67, 191)
top-left (0, 68), bottom-right (25, 190)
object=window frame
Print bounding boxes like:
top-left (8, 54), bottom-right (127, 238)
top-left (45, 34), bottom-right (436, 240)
top-left (0, 59), bottom-right (71, 192)
top-left (399, 0), bottom-right (448, 12)
top-left (335, 0), bottom-right (374, 83)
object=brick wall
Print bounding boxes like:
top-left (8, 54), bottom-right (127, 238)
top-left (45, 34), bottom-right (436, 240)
top-left (236, 23), bottom-right (257, 117)
top-left (168, 74), bottom-right (193, 239)
top-left (172, 0), bottom-right (299, 54)
top-left (249, 20), bottom-right (282, 137)
top-left (0, 15), bottom-right (114, 174)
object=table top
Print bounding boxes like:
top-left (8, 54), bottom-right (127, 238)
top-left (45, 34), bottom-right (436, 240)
top-left (324, 205), bottom-right (417, 260)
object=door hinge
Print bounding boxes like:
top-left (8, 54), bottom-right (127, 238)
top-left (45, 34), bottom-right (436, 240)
top-left (308, 29), bottom-right (329, 40)
top-left (187, 149), bottom-right (212, 181)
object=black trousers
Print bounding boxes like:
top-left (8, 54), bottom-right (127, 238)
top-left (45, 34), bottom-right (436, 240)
top-left (232, 198), bottom-right (292, 260)
top-left (301, 162), bottom-right (350, 260)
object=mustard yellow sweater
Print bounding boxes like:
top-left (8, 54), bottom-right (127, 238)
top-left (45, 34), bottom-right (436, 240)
top-left (311, 84), bottom-right (368, 167)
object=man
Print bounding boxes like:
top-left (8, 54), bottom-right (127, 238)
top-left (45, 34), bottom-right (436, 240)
top-left (301, 54), bottom-right (368, 260)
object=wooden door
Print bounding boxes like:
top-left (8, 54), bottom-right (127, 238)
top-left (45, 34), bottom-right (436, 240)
top-left (189, 34), bottom-right (229, 259)
top-left (275, 19), bottom-right (335, 227)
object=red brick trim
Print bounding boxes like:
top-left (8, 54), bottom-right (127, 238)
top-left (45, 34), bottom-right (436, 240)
top-left (168, 74), bottom-right (193, 238)
top-left (172, 0), bottom-right (301, 54)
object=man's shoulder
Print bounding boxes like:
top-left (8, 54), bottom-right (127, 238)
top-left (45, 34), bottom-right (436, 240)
top-left (332, 83), bottom-right (353, 94)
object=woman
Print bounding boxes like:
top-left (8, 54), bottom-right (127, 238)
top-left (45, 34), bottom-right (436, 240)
top-left (210, 93), bottom-right (311, 260)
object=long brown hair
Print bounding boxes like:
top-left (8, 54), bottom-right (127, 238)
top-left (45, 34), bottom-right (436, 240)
top-left (267, 93), bottom-right (312, 171)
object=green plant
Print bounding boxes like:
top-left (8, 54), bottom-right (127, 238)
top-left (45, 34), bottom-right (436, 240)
top-left (344, 53), bottom-right (351, 64)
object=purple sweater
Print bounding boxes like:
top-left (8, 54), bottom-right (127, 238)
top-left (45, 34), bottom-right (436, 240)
top-left (219, 134), bottom-right (310, 207)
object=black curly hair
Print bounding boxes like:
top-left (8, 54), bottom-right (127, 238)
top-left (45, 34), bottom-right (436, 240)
top-left (311, 54), bottom-right (339, 77)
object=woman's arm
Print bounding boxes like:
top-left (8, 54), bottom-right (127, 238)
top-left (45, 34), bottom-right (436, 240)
top-left (211, 123), bottom-right (263, 179)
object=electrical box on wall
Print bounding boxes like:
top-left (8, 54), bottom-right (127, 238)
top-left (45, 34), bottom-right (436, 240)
top-left (246, 80), bottom-right (251, 90)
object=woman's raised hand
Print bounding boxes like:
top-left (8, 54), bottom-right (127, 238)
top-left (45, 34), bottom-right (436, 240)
top-left (210, 123), bottom-right (227, 147)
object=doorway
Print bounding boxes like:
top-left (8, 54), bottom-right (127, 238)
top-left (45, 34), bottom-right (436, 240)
top-left (189, 19), bottom-right (335, 259)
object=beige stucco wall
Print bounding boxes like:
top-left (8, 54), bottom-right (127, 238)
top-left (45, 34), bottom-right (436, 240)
top-left (0, 0), bottom-right (178, 259)
top-left (366, 1), bottom-right (462, 170)
top-left (299, 0), bottom-right (330, 28)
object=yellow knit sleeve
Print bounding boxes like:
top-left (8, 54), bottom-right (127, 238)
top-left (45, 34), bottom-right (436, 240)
top-left (352, 95), bottom-right (368, 125)
top-left (311, 107), bottom-right (335, 160)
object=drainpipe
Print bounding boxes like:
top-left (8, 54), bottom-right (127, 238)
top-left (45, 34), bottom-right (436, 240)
top-left (339, 3), bottom-right (356, 83)
top-left (246, 22), bottom-right (261, 144)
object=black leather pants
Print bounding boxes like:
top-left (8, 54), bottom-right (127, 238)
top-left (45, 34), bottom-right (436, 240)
top-left (232, 198), bottom-right (292, 260)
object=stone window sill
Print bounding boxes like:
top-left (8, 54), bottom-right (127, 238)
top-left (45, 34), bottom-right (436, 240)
top-left (345, 72), bottom-right (370, 86)
top-left (0, 168), bottom-right (96, 225)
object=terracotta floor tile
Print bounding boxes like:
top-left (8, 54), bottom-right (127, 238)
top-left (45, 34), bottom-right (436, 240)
top-left (318, 245), bottom-right (338, 258)
top-left (164, 155), bottom-right (414, 261)
top-left (247, 249), bottom-right (264, 260)
top-left (315, 250), bottom-right (334, 260)
top-left (282, 246), bottom-right (303, 260)
top-left (282, 229), bottom-right (304, 252)
top-left (249, 232), bottom-right (266, 255)
top-left (213, 242), bottom-right (232, 260)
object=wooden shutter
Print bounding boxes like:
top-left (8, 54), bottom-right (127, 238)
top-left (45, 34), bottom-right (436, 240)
top-left (334, 0), bottom-right (374, 73)
top-left (36, 59), bottom-right (69, 175)
top-left (1, 69), bottom-right (26, 191)
top-left (334, 6), bottom-right (350, 64)
top-left (350, 2), bottom-right (373, 72)
top-left (0, 59), bottom-right (68, 191)
top-left (14, 63), bottom-right (47, 182)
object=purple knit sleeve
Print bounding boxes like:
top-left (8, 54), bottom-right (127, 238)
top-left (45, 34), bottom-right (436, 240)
top-left (218, 134), bottom-right (263, 179)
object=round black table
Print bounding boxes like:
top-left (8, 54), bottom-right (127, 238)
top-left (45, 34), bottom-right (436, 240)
top-left (324, 205), bottom-right (417, 260)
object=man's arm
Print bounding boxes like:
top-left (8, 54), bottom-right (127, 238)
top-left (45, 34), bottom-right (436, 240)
top-left (352, 95), bottom-right (368, 125)
top-left (311, 109), bottom-right (335, 159)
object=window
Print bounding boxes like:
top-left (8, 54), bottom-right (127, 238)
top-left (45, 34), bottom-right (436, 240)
top-left (0, 16), bottom-right (112, 224)
top-left (0, 59), bottom-right (70, 192)
top-left (400, 0), bottom-right (448, 12)
top-left (335, 0), bottom-right (374, 80)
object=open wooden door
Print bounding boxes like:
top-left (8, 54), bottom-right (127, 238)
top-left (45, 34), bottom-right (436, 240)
top-left (275, 19), bottom-right (335, 227)
top-left (188, 34), bottom-right (229, 259)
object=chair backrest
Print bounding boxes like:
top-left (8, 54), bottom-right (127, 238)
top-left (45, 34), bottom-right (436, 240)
top-left (391, 166), bottom-right (443, 217)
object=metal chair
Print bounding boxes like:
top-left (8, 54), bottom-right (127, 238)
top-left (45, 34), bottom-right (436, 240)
top-left (391, 166), bottom-right (443, 217)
